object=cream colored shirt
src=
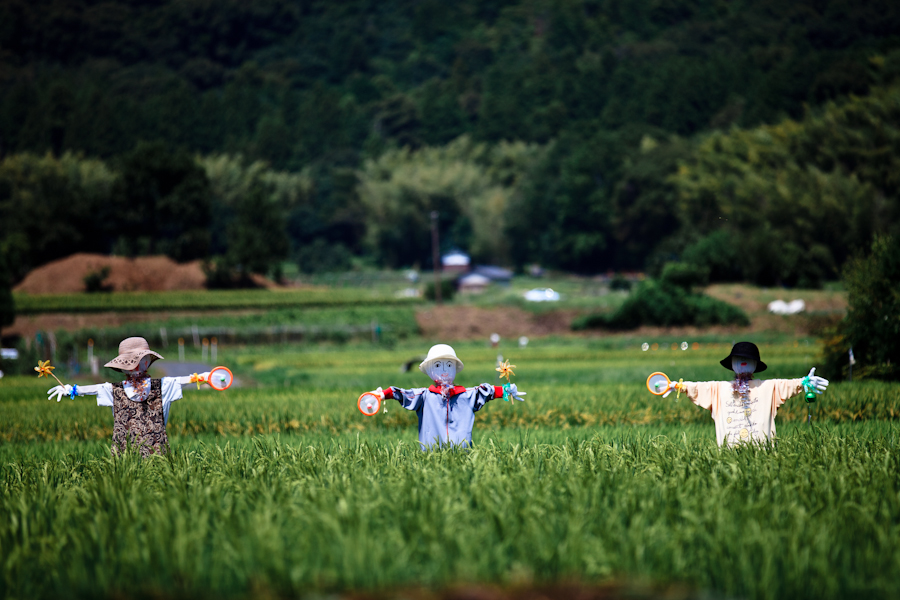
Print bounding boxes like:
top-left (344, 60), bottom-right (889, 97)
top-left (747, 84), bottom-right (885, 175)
top-left (682, 378), bottom-right (803, 447)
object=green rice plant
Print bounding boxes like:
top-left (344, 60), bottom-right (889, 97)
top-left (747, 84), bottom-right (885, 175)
top-left (2, 339), bottom-right (898, 600)
top-left (0, 428), bottom-right (899, 600)
top-left (44, 306), bottom-right (420, 354)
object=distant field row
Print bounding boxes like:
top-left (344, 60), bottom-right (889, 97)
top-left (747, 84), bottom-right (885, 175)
top-left (12, 288), bottom-right (422, 314)
top-left (2, 339), bottom-right (893, 444)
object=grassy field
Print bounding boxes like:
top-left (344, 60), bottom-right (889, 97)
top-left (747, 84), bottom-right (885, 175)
top-left (12, 287), bottom-right (423, 314)
top-left (1, 339), bottom-right (898, 600)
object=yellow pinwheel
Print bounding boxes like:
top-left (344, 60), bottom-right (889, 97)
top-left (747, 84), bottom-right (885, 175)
top-left (35, 360), bottom-right (65, 387)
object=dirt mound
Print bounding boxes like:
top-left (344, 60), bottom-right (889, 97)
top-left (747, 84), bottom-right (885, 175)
top-left (14, 253), bottom-right (208, 294)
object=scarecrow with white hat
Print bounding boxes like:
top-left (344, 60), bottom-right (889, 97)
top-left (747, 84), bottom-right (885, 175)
top-left (663, 341), bottom-right (829, 447)
top-left (45, 337), bottom-right (217, 457)
top-left (363, 344), bottom-right (526, 450)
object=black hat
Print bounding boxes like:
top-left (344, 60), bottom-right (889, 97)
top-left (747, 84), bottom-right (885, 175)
top-left (720, 341), bottom-right (767, 372)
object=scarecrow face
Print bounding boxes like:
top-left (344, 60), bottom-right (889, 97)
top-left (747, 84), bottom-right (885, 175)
top-left (125, 355), bottom-right (154, 376)
top-left (426, 359), bottom-right (457, 385)
top-left (731, 356), bottom-right (757, 375)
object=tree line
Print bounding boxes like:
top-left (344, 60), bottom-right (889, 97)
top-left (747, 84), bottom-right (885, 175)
top-left (1, 0), bottom-right (900, 283)
top-left (3, 82), bottom-right (900, 290)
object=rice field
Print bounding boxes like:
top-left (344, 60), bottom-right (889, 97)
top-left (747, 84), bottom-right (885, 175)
top-left (12, 287), bottom-right (421, 314)
top-left (1, 339), bottom-right (899, 600)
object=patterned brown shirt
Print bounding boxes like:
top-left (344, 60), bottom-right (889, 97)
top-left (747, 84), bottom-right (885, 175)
top-left (111, 378), bottom-right (169, 457)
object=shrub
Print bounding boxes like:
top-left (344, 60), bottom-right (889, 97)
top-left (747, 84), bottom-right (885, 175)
top-left (424, 278), bottom-right (455, 302)
top-left (83, 266), bottom-right (112, 293)
top-left (572, 280), bottom-right (748, 331)
top-left (202, 256), bottom-right (259, 290)
top-left (659, 261), bottom-right (709, 289)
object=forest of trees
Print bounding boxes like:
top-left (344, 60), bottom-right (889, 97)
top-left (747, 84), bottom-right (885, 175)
top-left (2, 0), bottom-right (900, 284)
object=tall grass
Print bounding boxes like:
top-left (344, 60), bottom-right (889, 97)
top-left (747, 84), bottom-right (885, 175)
top-left (1, 431), bottom-right (898, 599)
top-left (2, 340), bottom-right (898, 599)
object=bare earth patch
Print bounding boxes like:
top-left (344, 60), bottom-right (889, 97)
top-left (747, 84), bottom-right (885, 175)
top-left (416, 306), bottom-right (581, 341)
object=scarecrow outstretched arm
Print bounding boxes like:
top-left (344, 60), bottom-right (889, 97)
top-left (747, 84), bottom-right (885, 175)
top-left (665, 380), bottom-right (716, 409)
top-left (46, 383), bottom-right (108, 402)
top-left (379, 386), bottom-right (426, 411)
top-left (174, 372), bottom-right (211, 386)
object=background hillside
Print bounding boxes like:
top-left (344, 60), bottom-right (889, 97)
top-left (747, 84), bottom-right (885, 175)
top-left (2, 0), bottom-right (900, 283)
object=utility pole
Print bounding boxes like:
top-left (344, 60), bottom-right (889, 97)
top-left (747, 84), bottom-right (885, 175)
top-left (430, 210), bottom-right (442, 305)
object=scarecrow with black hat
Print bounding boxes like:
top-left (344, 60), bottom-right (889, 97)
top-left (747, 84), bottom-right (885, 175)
top-left (666, 341), bottom-right (828, 447)
top-left (362, 343), bottom-right (526, 450)
top-left (46, 337), bottom-right (212, 457)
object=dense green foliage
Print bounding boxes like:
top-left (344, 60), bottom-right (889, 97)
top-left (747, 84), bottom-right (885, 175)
top-left (2, 339), bottom-right (900, 599)
top-left (3, 0), bottom-right (900, 280)
top-left (669, 83), bottom-right (900, 287)
top-left (821, 236), bottom-right (900, 380)
top-left (4, 0), bottom-right (896, 160)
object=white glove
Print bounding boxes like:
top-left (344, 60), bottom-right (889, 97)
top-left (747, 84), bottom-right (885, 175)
top-left (663, 380), bottom-right (679, 399)
top-left (368, 387), bottom-right (385, 400)
top-left (806, 368), bottom-right (829, 394)
top-left (47, 384), bottom-right (73, 402)
top-left (505, 383), bottom-right (526, 401)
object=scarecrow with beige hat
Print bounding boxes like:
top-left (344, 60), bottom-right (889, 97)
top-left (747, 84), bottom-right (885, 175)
top-left (362, 343), bottom-right (526, 450)
top-left (46, 337), bottom-right (229, 457)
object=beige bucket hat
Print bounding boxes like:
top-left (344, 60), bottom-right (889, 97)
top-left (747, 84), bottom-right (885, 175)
top-left (104, 337), bottom-right (164, 371)
top-left (418, 344), bottom-right (464, 374)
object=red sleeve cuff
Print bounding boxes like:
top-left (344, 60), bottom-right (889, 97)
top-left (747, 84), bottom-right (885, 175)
top-left (494, 386), bottom-right (504, 398)
top-left (383, 387), bottom-right (395, 399)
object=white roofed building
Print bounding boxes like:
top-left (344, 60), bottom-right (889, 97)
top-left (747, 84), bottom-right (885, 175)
top-left (441, 250), bottom-right (471, 274)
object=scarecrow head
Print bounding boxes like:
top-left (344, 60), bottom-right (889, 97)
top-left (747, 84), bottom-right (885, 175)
top-left (419, 344), bottom-right (464, 386)
top-left (720, 341), bottom-right (767, 375)
top-left (104, 337), bottom-right (163, 375)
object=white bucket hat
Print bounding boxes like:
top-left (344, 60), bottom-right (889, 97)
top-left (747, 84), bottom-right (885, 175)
top-left (418, 344), bottom-right (464, 374)
top-left (104, 337), bottom-right (164, 371)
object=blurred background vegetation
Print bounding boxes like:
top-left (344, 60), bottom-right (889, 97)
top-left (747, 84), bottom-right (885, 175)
top-left (1, 0), bottom-right (900, 284)
top-left (2, 0), bottom-right (900, 378)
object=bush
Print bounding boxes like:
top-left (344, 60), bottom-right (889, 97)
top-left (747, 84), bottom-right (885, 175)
top-left (202, 256), bottom-right (260, 290)
top-left (424, 278), bottom-right (455, 302)
top-left (572, 280), bottom-right (748, 331)
top-left (83, 266), bottom-right (112, 293)
top-left (820, 236), bottom-right (900, 381)
top-left (659, 262), bottom-right (709, 289)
